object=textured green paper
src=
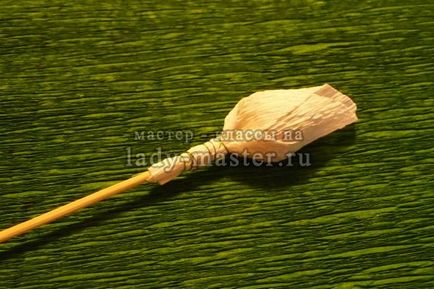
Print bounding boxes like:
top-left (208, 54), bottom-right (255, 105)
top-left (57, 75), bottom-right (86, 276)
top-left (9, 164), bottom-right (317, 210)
top-left (1, 1), bottom-right (433, 288)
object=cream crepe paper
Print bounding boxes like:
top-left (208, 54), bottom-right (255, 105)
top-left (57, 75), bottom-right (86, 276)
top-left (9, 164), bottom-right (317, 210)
top-left (149, 84), bottom-right (357, 184)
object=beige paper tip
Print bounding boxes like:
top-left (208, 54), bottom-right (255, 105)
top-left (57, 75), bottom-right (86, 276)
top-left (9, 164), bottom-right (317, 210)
top-left (221, 83), bottom-right (357, 161)
top-left (148, 84), bottom-right (357, 184)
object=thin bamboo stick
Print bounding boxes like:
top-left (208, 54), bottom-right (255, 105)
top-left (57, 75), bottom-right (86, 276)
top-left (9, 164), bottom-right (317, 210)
top-left (0, 171), bottom-right (151, 243)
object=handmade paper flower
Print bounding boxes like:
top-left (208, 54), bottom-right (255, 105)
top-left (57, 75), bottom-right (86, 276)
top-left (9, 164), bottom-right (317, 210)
top-left (149, 84), bottom-right (357, 184)
top-left (0, 84), bottom-right (358, 242)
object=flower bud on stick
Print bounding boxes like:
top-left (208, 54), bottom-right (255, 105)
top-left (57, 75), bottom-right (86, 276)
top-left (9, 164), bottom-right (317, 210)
top-left (0, 84), bottom-right (357, 243)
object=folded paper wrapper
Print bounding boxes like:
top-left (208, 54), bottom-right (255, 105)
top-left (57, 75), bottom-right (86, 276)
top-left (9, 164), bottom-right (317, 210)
top-left (148, 84), bottom-right (358, 185)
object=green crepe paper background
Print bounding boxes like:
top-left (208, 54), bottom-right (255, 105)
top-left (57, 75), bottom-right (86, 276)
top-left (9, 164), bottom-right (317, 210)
top-left (0, 1), bottom-right (433, 288)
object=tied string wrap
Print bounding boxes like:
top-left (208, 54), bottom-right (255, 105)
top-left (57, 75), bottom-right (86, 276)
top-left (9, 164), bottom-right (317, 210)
top-left (148, 138), bottom-right (228, 185)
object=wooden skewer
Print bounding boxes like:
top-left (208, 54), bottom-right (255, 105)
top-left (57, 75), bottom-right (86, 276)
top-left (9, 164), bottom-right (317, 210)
top-left (0, 171), bottom-right (151, 243)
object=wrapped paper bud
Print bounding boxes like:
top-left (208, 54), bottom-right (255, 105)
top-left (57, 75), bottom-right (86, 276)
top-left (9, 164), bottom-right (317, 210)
top-left (149, 84), bottom-right (357, 184)
top-left (221, 83), bottom-right (358, 161)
